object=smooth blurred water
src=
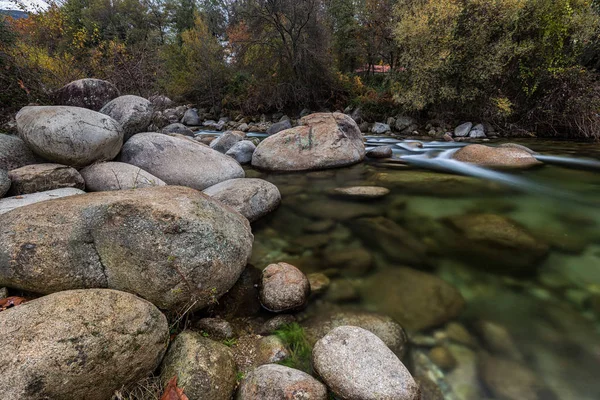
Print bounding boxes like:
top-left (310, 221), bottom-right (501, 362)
top-left (246, 138), bottom-right (600, 400)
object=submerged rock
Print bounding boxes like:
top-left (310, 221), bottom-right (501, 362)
top-left (100, 95), bottom-right (153, 141)
top-left (54, 78), bottom-right (119, 111)
top-left (0, 187), bottom-right (85, 215)
top-left (0, 186), bottom-right (253, 311)
top-left (80, 162), bottom-right (165, 191)
top-left (16, 106), bottom-right (123, 167)
top-left (260, 262), bottom-right (310, 312)
top-left (303, 308), bottom-right (409, 358)
top-left (0, 134), bottom-right (40, 171)
top-left (0, 289), bottom-right (168, 400)
top-left (252, 112), bottom-right (365, 171)
top-left (366, 146), bottom-right (393, 158)
top-left (443, 213), bottom-right (550, 275)
top-left (313, 326), bottom-right (420, 400)
top-left (360, 268), bottom-right (465, 332)
top-left (236, 364), bottom-right (327, 400)
top-left (452, 144), bottom-right (542, 169)
top-left (160, 332), bottom-right (237, 400)
top-left (7, 163), bottom-right (85, 195)
top-left (203, 178), bottom-right (281, 222)
top-left (330, 185), bottom-right (390, 200)
top-left (119, 132), bottom-right (244, 190)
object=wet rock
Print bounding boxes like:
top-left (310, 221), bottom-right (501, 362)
top-left (260, 262), bottom-right (310, 312)
top-left (475, 320), bottom-right (523, 362)
top-left (307, 273), bottom-right (330, 295)
top-left (479, 354), bottom-right (557, 400)
top-left (452, 144), bottom-right (542, 169)
top-left (119, 132), bottom-right (244, 190)
top-left (260, 315), bottom-right (297, 335)
top-left (443, 213), bottom-right (549, 275)
top-left (299, 199), bottom-right (379, 221)
top-left (0, 134), bottom-right (40, 171)
top-left (54, 78), bottom-right (119, 111)
top-left (313, 326), bottom-right (420, 400)
top-left (252, 112), bottom-right (365, 171)
top-left (330, 185), bottom-right (390, 200)
top-left (226, 140), bottom-right (256, 164)
top-left (372, 122), bottom-right (391, 134)
top-left (323, 246), bottom-right (373, 276)
top-left (236, 364), bottom-right (327, 400)
top-left (454, 122), bottom-right (473, 137)
top-left (160, 332), bottom-right (236, 400)
top-left (429, 346), bottom-right (457, 371)
top-left (266, 119), bottom-right (292, 135)
top-left (366, 145), bottom-right (393, 158)
top-left (445, 322), bottom-right (478, 348)
top-left (0, 187), bottom-right (84, 215)
top-left (195, 318), bottom-right (235, 340)
top-left (0, 170), bottom-right (10, 197)
top-left (182, 108), bottom-right (201, 125)
top-left (100, 95), bottom-right (153, 141)
top-left (210, 130), bottom-right (244, 153)
top-left (304, 219), bottom-right (336, 233)
top-left (324, 279), bottom-right (359, 303)
top-left (0, 186), bottom-right (253, 311)
top-left (80, 161), bottom-right (165, 191)
top-left (17, 106), bottom-right (123, 167)
top-left (416, 377), bottom-right (444, 400)
top-left (360, 268), bottom-right (465, 332)
top-left (203, 178), bottom-right (281, 222)
top-left (7, 163), bottom-right (84, 196)
top-left (350, 217), bottom-right (428, 265)
top-left (0, 289), bottom-right (168, 400)
top-left (161, 122), bottom-right (195, 137)
top-left (498, 142), bottom-right (537, 154)
top-left (303, 309), bottom-right (409, 358)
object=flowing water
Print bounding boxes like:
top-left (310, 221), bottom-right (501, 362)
top-left (239, 136), bottom-right (600, 400)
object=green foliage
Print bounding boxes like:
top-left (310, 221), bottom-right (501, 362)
top-left (222, 338), bottom-right (238, 347)
top-left (274, 322), bottom-right (313, 373)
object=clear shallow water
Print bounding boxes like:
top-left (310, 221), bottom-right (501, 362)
top-left (244, 138), bottom-right (600, 400)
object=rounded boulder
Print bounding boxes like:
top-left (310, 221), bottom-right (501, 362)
top-left (0, 289), bottom-right (168, 400)
top-left (260, 262), bottom-right (310, 312)
top-left (80, 161), bottom-right (165, 191)
top-left (0, 186), bottom-right (253, 311)
top-left (119, 132), bottom-right (245, 190)
top-left (16, 106), bottom-right (123, 167)
top-left (54, 78), bottom-right (120, 111)
top-left (252, 112), bottom-right (365, 171)
top-left (452, 144), bottom-right (542, 169)
top-left (0, 134), bottom-right (40, 171)
top-left (236, 364), bottom-right (327, 400)
top-left (313, 326), bottom-right (420, 400)
top-left (100, 95), bottom-right (153, 141)
top-left (203, 178), bottom-right (281, 222)
top-left (7, 163), bottom-right (85, 196)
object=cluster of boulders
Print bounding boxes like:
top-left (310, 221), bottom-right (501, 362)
top-left (0, 78), bottom-right (432, 399)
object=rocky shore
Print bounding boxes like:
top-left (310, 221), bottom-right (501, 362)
top-left (0, 78), bottom-right (576, 400)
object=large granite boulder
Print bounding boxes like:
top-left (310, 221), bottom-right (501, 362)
top-left (0, 289), bottom-right (168, 400)
top-left (16, 106), bottom-right (123, 167)
top-left (203, 178), bottom-right (281, 222)
top-left (0, 186), bottom-right (253, 311)
top-left (119, 132), bottom-right (244, 190)
top-left (252, 112), bottom-right (365, 171)
top-left (359, 268), bottom-right (465, 332)
top-left (0, 134), bottom-right (40, 171)
top-left (80, 162), bottom-right (165, 191)
top-left (236, 364), bottom-right (327, 400)
top-left (452, 144), bottom-right (542, 169)
top-left (160, 332), bottom-right (237, 400)
top-left (100, 95), bottom-right (153, 141)
top-left (313, 326), bottom-right (420, 400)
top-left (0, 188), bottom-right (85, 215)
top-left (54, 78), bottom-right (120, 111)
top-left (7, 163), bottom-right (85, 196)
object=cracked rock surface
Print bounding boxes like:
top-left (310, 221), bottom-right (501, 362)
top-left (0, 186), bottom-right (253, 311)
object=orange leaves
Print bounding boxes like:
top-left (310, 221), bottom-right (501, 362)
top-left (0, 296), bottom-right (27, 312)
top-left (160, 376), bottom-right (189, 400)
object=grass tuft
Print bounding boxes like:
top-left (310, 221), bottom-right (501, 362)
top-left (274, 322), bottom-right (313, 373)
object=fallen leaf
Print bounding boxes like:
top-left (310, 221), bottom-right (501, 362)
top-left (0, 296), bottom-right (27, 312)
top-left (160, 376), bottom-right (189, 400)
